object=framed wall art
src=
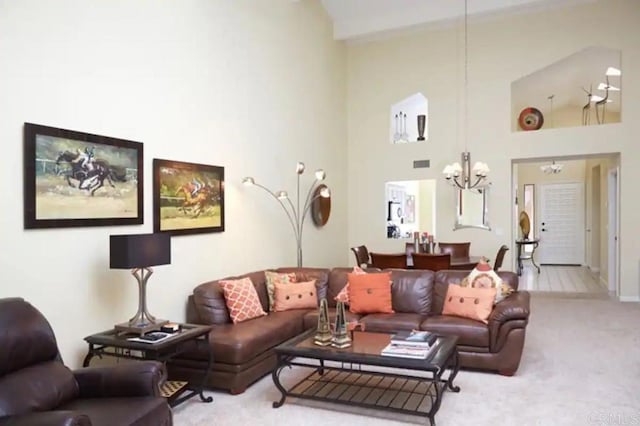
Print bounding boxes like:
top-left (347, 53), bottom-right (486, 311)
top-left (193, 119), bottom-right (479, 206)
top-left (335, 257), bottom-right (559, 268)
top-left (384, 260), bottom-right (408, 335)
top-left (23, 123), bottom-right (143, 229)
top-left (153, 159), bottom-right (225, 236)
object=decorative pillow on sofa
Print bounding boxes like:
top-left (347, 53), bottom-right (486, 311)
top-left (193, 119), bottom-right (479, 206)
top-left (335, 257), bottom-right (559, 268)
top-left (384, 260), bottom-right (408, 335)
top-left (461, 259), bottom-right (513, 304)
top-left (347, 272), bottom-right (394, 314)
top-left (219, 277), bottom-right (267, 324)
top-left (265, 271), bottom-right (297, 311)
top-left (442, 284), bottom-right (496, 324)
top-left (273, 280), bottom-right (317, 312)
top-left (335, 266), bottom-right (366, 304)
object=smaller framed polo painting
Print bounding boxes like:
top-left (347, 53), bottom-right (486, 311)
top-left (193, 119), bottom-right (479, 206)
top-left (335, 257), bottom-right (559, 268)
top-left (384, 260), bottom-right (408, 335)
top-left (153, 158), bottom-right (225, 236)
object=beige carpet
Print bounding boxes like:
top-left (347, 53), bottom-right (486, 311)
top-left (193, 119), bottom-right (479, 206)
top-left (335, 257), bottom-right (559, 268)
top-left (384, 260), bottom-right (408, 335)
top-left (173, 294), bottom-right (640, 425)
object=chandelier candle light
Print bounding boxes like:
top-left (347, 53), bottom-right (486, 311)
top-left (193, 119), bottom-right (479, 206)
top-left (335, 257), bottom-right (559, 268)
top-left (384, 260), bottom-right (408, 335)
top-left (242, 162), bottom-right (330, 267)
top-left (442, 0), bottom-right (490, 190)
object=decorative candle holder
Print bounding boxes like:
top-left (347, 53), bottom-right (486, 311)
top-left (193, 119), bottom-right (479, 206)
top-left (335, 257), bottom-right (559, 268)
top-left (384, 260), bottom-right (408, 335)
top-left (331, 301), bottom-right (351, 348)
top-left (314, 298), bottom-right (332, 346)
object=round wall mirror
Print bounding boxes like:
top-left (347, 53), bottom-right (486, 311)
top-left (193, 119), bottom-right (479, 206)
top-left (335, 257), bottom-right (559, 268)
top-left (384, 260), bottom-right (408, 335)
top-left (311, 184), bottom-right (331, 227)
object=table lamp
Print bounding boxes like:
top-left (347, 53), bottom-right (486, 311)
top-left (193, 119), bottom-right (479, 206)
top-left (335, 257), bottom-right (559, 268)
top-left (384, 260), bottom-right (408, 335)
top-left (110, 233), bottom-right (171, 335)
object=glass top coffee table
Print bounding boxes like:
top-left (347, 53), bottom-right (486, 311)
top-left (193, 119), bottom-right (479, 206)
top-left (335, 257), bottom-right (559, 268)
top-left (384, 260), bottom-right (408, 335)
top-left (271, 330), bottom-right (460, 426)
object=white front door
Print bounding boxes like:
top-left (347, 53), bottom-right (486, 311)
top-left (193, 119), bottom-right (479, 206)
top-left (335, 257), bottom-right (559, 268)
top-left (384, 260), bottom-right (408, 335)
top-left (537, 183), bottom-right (585, 265)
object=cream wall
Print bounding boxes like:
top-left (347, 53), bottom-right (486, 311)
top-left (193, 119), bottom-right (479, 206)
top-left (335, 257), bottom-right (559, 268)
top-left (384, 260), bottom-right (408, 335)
top-left (346, 0), bottom-right (640, 300)
top-left (0, 0), bottom-right (347, 366)
top-left (418, 180), bottom-right (436, 236)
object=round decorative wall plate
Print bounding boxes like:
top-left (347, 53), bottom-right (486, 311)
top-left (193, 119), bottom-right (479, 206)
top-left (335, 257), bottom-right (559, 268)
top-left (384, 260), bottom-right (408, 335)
top-left (518, 107), bottom-right (544, 131)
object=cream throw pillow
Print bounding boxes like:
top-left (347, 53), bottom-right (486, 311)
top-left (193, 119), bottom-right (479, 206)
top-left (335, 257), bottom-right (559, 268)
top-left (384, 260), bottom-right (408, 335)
top-left (461, 259), bottom-right (513, 304)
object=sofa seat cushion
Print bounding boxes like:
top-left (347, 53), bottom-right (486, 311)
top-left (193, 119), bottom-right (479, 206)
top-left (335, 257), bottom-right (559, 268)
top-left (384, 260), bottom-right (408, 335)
top-left (303, 309), bottom-right (363, 331)
top-left (208, 310), bottom-right (308, 365)
top-left (59, 396), bottom-right (171, 426)
top-left (359, 313), bottom-right (425, 334)
top-left (421, 315), bottom-right (489, 348)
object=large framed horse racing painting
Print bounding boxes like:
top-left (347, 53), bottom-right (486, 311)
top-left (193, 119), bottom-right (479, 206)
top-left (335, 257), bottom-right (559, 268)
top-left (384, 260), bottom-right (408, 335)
top-left (23, 123), bottom-right (143, 229)
top-left (153, 159), bottom-right (225, 236)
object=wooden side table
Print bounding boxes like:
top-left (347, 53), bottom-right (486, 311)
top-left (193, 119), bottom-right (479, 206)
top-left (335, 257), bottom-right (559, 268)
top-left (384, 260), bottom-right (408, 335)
top-left (83, 323), bottom-right (213, 408)
top-left (515, 239), bottom-right (541, 276)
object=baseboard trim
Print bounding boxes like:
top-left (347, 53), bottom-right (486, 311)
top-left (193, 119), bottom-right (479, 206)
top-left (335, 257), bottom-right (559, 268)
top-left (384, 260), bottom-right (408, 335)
top-left (618, 296), bottom-right (640, 302)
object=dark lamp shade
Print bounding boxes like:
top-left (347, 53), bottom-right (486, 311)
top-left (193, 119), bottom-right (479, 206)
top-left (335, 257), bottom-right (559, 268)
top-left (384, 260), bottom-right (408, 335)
top-left (110, 233), bottom-right (171, 269)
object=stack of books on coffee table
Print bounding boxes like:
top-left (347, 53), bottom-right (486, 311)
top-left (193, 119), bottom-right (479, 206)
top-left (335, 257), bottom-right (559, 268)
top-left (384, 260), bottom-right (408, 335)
top-left (381, 330), bottom-right (438, 359)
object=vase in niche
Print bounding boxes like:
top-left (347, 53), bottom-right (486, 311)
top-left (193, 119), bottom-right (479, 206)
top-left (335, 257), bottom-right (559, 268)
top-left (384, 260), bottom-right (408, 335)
top-left (417, 114), bottom-right (426, 141)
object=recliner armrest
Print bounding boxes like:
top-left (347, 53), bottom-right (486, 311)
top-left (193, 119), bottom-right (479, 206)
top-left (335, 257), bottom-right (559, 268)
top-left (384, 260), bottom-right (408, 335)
top-left (0, 411), bottom-right (91, 426)
top-left (489, 291), bottom-right (530, 324)
top-left (73, 361), bottom-right (165, 398)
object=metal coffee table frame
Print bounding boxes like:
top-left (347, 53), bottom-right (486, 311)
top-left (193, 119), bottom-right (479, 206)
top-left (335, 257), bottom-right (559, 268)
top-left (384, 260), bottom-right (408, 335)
top-left (272, 330), bottom-right (460, 426)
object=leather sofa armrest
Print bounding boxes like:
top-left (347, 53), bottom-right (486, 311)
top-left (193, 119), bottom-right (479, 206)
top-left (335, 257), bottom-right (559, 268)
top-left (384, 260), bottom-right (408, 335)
top-left (0, 411), bottom-right (91, 426)
top-left (73, 361), bottom-right (165, 398)
top-left (489, 291), bottom-right (530, 323)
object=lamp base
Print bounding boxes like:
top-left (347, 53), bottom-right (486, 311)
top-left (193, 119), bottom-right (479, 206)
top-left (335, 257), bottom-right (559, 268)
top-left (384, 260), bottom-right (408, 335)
top-left (115, 319), bottom-right (168, 336)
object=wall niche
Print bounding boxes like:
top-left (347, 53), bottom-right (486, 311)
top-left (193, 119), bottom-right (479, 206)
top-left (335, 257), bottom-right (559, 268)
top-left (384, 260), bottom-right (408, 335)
top-left (511, 46), bottom-right (621, 132)
top-left (389, 93), bottom-right (428, 144)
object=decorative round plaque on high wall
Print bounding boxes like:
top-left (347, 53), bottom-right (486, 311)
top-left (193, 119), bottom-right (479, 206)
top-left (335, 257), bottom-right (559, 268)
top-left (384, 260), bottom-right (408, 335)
top-left (311, 184), bottom-right (331, 227)
top-left (518, 107), bottom-right (544, 131)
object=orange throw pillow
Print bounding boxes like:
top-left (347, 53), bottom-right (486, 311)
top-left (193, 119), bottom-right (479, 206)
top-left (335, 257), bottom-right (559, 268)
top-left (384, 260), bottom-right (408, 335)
top-left (347, 272), bottom-right (394, 314)
top-left (220, 278), bottom-right (267, 324)
top-left (335, 266), bottom-right (366, 304)
top-left (442, 284), bottom-right (496, 324)
top-left (273, 280), bottom-right (317, 311)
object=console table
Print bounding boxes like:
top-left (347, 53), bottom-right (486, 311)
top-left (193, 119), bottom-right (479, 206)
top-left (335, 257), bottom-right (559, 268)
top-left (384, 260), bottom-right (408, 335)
top-left (515, 239), bottom-right (540, 276)
top-left (83, 323), bottom-right (213, 408)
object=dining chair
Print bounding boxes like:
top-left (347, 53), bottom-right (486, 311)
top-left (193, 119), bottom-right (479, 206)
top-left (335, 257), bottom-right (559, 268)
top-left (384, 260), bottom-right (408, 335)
top-left (493, 244), bottom-right (509, 271)
top-left (369, 252), bottom-right (407, 269)
top-left (405, 242), bottom-right (416, 257)
top-left (412, 253), bottom-right (451, 271)
top-left (438, 242), bottom-right (471, 258)
top-left (351, 245), bottom-right (371, 267)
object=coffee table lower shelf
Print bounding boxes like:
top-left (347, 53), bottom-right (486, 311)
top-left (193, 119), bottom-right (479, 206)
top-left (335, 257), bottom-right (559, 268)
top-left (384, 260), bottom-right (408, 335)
top-left (273, 361), bottom-right (458, 426)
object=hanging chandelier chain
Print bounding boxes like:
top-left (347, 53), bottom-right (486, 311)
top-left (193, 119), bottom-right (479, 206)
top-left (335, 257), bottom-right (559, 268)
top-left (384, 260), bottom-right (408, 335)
top-left (464, 0), bottom-right (468, 153)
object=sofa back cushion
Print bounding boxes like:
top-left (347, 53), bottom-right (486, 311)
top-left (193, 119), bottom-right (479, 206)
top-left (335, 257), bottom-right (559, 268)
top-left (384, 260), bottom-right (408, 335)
top-left (193, 270), bottom-right (269, 324)
top-left (388, 269), bottom-right (434, 315)
top-left (433, 270), bottom-right (519, 314)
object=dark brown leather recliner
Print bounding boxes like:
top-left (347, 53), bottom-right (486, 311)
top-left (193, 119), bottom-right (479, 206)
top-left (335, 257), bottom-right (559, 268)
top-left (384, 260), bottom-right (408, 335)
top-left (0, 298), bottom-right (172, 426)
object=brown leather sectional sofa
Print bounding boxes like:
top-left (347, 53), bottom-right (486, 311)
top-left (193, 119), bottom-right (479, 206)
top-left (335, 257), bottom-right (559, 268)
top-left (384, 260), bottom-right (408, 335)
top-left (167, 267), bottom-right (530, 394)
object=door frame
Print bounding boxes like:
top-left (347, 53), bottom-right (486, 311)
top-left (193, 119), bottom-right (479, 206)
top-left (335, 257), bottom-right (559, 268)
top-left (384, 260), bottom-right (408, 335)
top-left (608, 167), bottom-right (620, 296)
top-left (537, 182), bottom-right (585, 265)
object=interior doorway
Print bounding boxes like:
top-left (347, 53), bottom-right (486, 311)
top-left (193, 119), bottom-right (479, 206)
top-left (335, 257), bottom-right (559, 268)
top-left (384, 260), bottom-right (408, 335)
top-left (511, 154), bottom-right (620, 297)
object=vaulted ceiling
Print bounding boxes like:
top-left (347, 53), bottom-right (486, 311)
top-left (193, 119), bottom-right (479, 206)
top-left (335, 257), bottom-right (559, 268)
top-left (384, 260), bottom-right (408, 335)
top-left (320, 0), bottom-right (596, 41)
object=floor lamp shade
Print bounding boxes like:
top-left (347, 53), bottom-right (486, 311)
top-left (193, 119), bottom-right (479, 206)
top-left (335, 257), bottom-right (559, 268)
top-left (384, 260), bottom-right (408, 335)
top-left (110, 233), bottom-right (171, 269)
top-left (109, 233), bottom-right (171, 335)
